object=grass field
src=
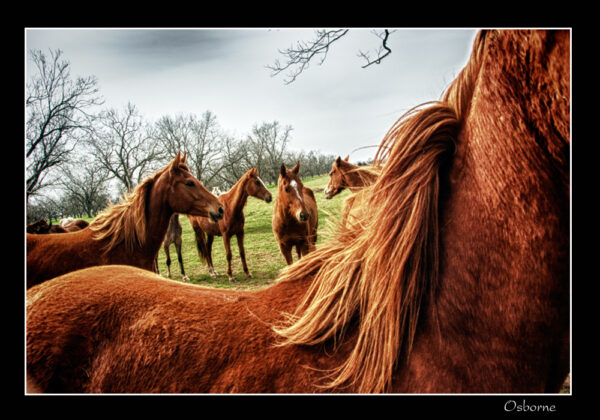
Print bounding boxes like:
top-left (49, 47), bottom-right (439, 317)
top-left (59, 173), bottom-right (350, 290)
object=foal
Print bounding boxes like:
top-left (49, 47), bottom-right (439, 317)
top-left (272, 161), bottom-right (318, 265)
top-left (189, 168), bottom-right (272, 282)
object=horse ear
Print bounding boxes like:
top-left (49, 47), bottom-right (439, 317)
top-left (170, 151), bottom-right (182, 175)
top-left (343, 155), bottom-right (350, 161)
top-left (181, 151), bottom-right (187, 164)
top-left (291, 160), bottom-right (300, 175)
top-left (280, 163), bottom-right (287, 178)
top-left (335, 156), bottom-right (342, 167)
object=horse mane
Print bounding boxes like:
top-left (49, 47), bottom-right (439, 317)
top-left (89, 166), bottom-right (168, 254)
top-left (273, 31), bottom-right (489, 393)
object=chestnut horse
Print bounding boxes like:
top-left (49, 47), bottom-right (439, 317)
top-left (27, 219), bottom-right (67, 234)
top-left (189, 168), bottom-right (272, 282)
top-left (272, 161), bottom-right (318, 265)
top-left (156, 213), bottom-right (189, 282)
top-left (324, 155), bottom-right (380, 226)
top-left (26, 152), bottom-right (223, 289)
top-left (27, 30), bottom-right (569, 393)
top-left (323, 155), bottom-right (379, 199)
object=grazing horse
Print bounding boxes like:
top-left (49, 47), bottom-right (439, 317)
top-left (272, 161), bottom-right (318, 265)
top-left (323, 155), bottom-right (379, 199)
top-left (156, 214), bottom-right (189, 282)
top-left (27, 30), bottom-right (569, 393)
top-left (26, 152), bottom-right (223, 289)
top-left (189, 168), bottom-right (272, 282)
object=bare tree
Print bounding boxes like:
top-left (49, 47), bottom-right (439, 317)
top-left (244, 121), bottom-right (292, 184)
top-left (26, 49), bottom-right (103, 202)
top-left (267, 29), bottom-right (395, 84)
top-left (60, 158), bottom-right (111, 218)
top-left (88, 102), bottom-right (163, 193)
top-left (154, 111), bottom-right (224, 185)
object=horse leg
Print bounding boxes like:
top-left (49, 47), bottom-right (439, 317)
top-left (164, 243), bottom-right (172, 279)
top-left (175, 239), bottom-right (189, 282)
top-left (236, 232), bottom-right (252, 279)
top-left (223, 234), bottom-right (235, 282)
top-left (206, 235), bottom-right (217, 278)
top-left (279, 242), bottom-right (294, 265)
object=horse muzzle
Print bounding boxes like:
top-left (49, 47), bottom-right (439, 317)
top-left (210, 206), bottom-right (224, 222)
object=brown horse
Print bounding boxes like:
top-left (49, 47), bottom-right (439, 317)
top-left (189, 168), bottom-right (272, 282)
top-left (26, 152), bottom-right (223, 289)
top-left (272, 161), bottom-right (318, 265)
top-left (27, 219), bottom-right (67, 234)
top-left (27, 30), bottom-right (569, 393)
top-left (324, 155), bottom-right (380, 226)
top-left (323, 155), bottom-right (379, 199)
top-left (60, 218), bottom-right (90, 232)
top-left (156, 213), bottom-right (189, 282)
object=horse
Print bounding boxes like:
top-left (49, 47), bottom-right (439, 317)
top-left (272, 161), bottom-right (318, 265)
top-left (26, 219), bottom-right (67, 234)
top-left (26, 30), bottom-right (569, 393)
top-left (188, 168), bottom-right (272, 282)
top-left (324, 155), bottom-right (380, 226)
top-left (60, 218), bottom-right (90, 232)
top-left (323, 155), bottom-right (379, 199)
top-left (26, 152), bottom-right (223, 289)
top-left (156, 213), bottom-right (189, 282)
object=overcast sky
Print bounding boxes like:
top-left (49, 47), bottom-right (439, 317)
top-left (25, 28), bottom-right (478, 163)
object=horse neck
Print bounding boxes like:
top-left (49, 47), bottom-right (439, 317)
top-left (344, 166), bottom-right (374, 191)
top-left (222, 177), bottom-right (249, 218)
top-left (427, 31), bottom-right (569, 389)
top-left (144, 180), bottom-right (177, 253)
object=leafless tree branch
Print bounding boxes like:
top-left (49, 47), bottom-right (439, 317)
top-left (358, 30), bottom-right (395, 68)
top-left (267, 29), bottom-right (350, 84)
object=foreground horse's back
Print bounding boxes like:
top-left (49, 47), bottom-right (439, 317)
top-left (26, 265), bottom-right (329, 393)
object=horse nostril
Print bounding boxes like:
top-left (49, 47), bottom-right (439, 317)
top-left (266, 195), bottom-right (272, 203)
top-left (300, 212), bottom-right (309, 221)
top-left (218, 206), bottom-right (224, 215)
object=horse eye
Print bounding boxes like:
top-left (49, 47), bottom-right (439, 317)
top-left (285, 187), bottom-right (290, 193)
top-left (255, 180), bottom-right (260, 186)
top-left (185, 181), bottom-right (195, 187)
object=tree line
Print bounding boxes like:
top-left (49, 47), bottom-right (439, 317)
top-left (26, 49), bottom-right (338, 224)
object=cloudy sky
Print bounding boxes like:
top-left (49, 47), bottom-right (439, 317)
top-left (25, 28), bottom-right (478, 163)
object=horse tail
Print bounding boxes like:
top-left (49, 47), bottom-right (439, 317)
top-left (189, 216), bottom-right (208, 263)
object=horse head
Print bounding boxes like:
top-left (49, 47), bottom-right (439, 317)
top-left (278, 161), bottom-right (310, 222)
top-left (244, 168), bottom-right (272, 203)
top-left (164, 152), bottom-right (224, 222)
top-left (324, 155), bottom-right (351, 199)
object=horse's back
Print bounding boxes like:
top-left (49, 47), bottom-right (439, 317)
top-left (26, 264), bottom-right (322, 393)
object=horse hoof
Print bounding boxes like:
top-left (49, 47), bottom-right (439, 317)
top-left (210, 272), bottom-right (217, 278)
top-left (247, 273), bottom-right (253, 279)
top-left (182, 275), bottom-right (190, 282)
top-left (228, 277), bottom-right (235, 283)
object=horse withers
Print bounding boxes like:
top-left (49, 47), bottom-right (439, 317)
top-left (272, 161), bottom-right (318, 265)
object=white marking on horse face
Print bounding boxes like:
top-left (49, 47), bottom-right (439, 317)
top-left (257, 176), bottom-right (267, 189)
top-left (290, 180), bottom-right (303, 202)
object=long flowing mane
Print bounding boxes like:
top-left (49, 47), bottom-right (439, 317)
top-left (273, 32), bottom-right (489, 393)
top-left (89, 166), bottom-right (167, 253)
